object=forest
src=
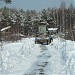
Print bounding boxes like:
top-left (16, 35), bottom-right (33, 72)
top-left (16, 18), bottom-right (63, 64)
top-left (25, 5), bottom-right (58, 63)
top-left (0, 1), bottom-right (75, 41)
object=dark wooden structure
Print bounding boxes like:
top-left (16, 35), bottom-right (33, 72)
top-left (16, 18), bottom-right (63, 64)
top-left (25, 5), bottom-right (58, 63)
top-left (1, 25), bottom-right (25, 41)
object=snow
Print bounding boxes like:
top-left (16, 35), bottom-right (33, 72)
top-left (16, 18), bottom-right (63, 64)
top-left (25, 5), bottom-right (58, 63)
top-left (0, 38), bottom-right (41, 75)
top-left (40, 22), bottom-right (49, 25)
top-left (48, 38), bottom-right (75, 75)
top-left (31, 18), bottom-right (39, 21)
top-left (1, 26), bottom-right (11, 32)
top-left (48, 28), bottom-right (58, 31)
top-left (0, 37), bottom-right (75, 75)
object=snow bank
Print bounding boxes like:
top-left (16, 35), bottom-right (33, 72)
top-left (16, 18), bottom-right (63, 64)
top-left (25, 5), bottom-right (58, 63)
top-left (0, 38), bottom-right (41, 75)
top-left (46, 37), bottom-right (75, 75)
top-left (0, 37), bottom-right (75, 75)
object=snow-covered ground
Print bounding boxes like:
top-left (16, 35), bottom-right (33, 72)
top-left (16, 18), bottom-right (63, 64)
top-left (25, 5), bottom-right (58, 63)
top-left (0, 37), bottom-right (75, 75)
top-left (0, 38), bottom-right (41, 75)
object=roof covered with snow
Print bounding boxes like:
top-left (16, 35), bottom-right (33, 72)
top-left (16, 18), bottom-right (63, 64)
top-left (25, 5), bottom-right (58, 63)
top-left (1, 26), bottom-right (11, 31)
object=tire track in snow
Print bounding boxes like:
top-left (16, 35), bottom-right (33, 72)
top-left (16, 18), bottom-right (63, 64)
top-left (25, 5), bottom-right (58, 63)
top-left (23, 45), bottom-right (52, 75)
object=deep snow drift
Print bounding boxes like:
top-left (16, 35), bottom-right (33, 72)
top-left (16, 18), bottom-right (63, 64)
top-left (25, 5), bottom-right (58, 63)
top-left (0, 38), bottom-right (41, 75)
top-left (0, 37), bottom-right (75, 75)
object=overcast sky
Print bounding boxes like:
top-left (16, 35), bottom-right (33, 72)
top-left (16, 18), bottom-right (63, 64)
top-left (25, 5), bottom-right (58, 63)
top-left (0, 0), bottom-right (74, 11)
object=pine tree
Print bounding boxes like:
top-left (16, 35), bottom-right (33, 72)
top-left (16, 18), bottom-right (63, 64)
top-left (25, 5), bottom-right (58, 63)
top-left (41, 9), bottom-right (47, 21)
top-left (0, 0), bottom-right (12, 3)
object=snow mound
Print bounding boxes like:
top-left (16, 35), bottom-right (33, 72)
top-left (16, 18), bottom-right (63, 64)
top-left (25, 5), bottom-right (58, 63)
top-left (0, 37), bottom-right (75, 75)
top-left (0, 38), bottom-right (41, 75)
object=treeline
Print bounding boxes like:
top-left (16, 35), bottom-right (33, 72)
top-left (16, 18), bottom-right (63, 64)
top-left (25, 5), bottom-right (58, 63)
top-left (0, 1), bottom-right (75, 40)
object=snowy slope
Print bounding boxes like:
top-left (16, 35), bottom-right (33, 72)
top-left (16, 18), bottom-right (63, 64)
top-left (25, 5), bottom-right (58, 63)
top-left (0, 37), bottom-right (75, 75)
top-left (0, 38), bottom-right (41, 75)
top-left (46, 38), bottom-right (75, 75)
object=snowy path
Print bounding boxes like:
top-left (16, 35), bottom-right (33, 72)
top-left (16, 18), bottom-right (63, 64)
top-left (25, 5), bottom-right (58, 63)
top-left (0, 38), bottom-right (75, 75)
top-left (24, 42), bottom-right (63, 75)
top-left (24, 45), bottom-right (51, 75)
